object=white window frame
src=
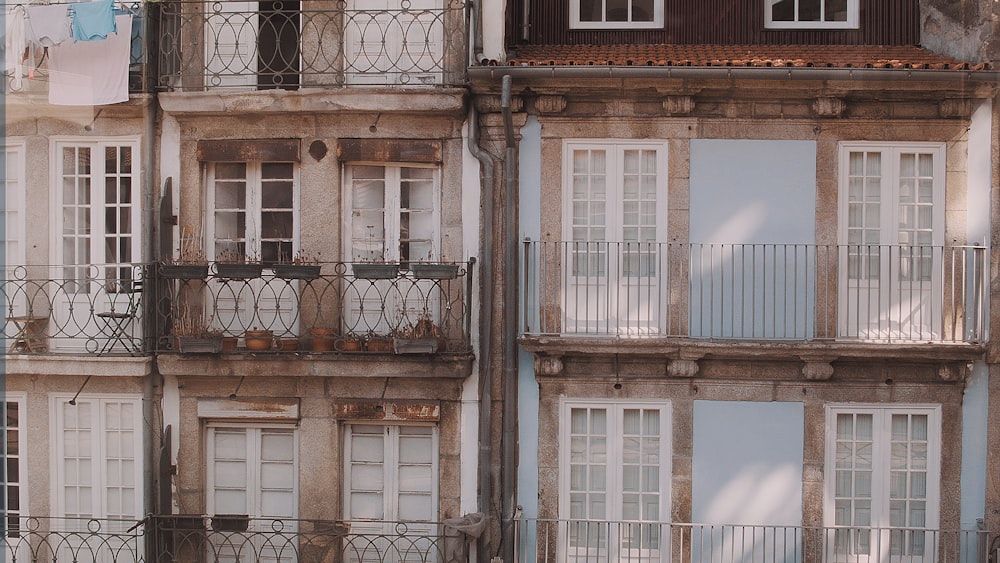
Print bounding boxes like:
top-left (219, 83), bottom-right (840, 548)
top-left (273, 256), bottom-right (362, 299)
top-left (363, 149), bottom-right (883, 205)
top-left (570, 0), bottom-right (664, 29)
top-left (764, 0), bottom-right (859, 29)
top-left (561, 140), bottom-right (669, 335)
top-left (559, 399), bottom-right (672, 563)
top-left (343, 423), bottom-right (439, 522)
top-left (50, 394), bottom-right (144, 521)
top-left (344, 0), bottom-right (445, 86)
top-left (51, 136), bottom-right (143, 272)
top-left (823, 405), bottom-right (941, 561)
top-left (837, 142), bottom-right (946, 341)
top-left (205, 160), bottom-right (300, 265)
top-left (205, 422), bottom-right (300, 520)
top-left (2, 394), bottom-right (28, 534)
top-left (4, 142), bottom-right (26, 267)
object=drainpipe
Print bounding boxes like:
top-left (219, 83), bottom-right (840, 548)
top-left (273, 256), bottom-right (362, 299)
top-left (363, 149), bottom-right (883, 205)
top-left (499, 74), bottom-right (518, 563)
top-left (142, 27), bottom-right (159, 520)
top-left (467, 104), bottom-right (496, 561)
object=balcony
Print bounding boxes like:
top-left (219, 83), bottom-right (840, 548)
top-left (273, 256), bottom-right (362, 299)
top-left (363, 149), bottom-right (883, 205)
top-left (515, 519), bottom-right (993, 563)
top-left (2, 516), bottom-right (466, 563)
top-left (157, 0), bottom-right (468, 91)
top-left (522, 242), bottom-right (987, 345)
top-left (1, 260), bottom-right (473, 359)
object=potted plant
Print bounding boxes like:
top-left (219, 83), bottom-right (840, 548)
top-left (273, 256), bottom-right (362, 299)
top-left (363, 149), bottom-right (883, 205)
top-left (393, 314), bottom-right (443, 354)
top-left (172, 311), bottom-right (223, 353)
top-left (162, 227), bottom-right (210, 280)
top-left (309, 326), bottom-right (337, 352)
top-left (211, 514), bottom-right (250, 532)
top-left (335, 333), bottom-right (364, 352)
top-left (411, 262), bottom-right (460, 280)
top-left (352, 225), bottom-right (399, 279)
top-left (365, 333), bottom-right (395, 352)
top-left (244, 328), bottom-right (274, 351)
top-left (274, 249), bottom-right (323, 280)
top-left (214, 248), bottom-right (264, 279)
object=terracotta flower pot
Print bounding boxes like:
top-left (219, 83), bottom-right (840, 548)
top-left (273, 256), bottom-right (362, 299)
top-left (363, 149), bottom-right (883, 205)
top-left (244, 330), bottom-right (273, 351)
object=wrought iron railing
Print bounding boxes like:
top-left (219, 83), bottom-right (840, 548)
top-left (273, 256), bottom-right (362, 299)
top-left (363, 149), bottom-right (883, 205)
top-left (1, 516), bottom-right (464, 563)
top-left (1, 264), bottom-right (150, 355)
top-left (4, 2), bottom-right (152, 94)
top-left (522, 241), bottom-right (988, 343)
top-left (515, 519), bottom-right (993, 563)
top-left (157, 0), bottom-right (468, 90)
top-left (155, 260), bottom-right (474, 354)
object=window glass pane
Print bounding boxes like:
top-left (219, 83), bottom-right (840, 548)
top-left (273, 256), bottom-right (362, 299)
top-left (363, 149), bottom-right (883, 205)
top-left (826, 0), bottom-right (847, 21)
top-left (632, 0), bottom-right (653, 21)
top-left (579, 0), bottom-right (601, 22)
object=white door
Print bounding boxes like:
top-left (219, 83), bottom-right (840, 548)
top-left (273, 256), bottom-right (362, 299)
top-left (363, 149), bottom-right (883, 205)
top-left (207, 161), bottom-right (299, 339)
top-left (563, 142), bottom-right (668, 336)
top-left (839, 144), bottom-right (945, 341)
top-left (343, 0), bottom-right (443, 85)
top-left (344, 424), bottom-right (438, 563)
top-left (207, 425), bottom-right (298, 563)
top-left (52, 140), bottom-right (142, 352)
top-left (205, 1), bottom-right (259, 88)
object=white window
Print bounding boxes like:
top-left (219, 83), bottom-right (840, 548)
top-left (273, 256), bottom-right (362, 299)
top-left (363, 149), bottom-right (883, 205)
top-left (52, 395), bottom-right (144, 521)
top-left (206, 161), bottom-right (299, 334)
top-left (343, 163), bottom-right (440, 333)
top-left (4, 142), bottom-right (26, 266)
top-left (206, 425), bottom-right (298, 563)
top-left (344, 0), bottom-right (444, 85)
top-left (560, 401), bottom-right (671, 563)
top-left (825, 406), bottom-right (940, 560)
top-left (570, 0), bottom-right (664, 29)
top-left (344, 424), bottom-right (438, 563)
top-left (765, 0), bottom-right (858, 29)
top-left (838, 143), bottom-right (945, 341)
top-left (54, 138), bottom-right (141, 280)
top-left (2, 395), bottom-right (27, 537)
top-left (562, 141), bottom-right (668, 335)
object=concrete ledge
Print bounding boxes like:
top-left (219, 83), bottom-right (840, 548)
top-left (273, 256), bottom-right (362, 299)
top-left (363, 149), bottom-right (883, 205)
top-left (159, 88), bottom-right (468, 117)
top-left (2, 354), bottom-right (154, 377)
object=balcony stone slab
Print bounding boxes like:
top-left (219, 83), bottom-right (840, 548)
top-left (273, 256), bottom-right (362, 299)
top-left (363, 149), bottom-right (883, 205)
top-left (3, 354), bottom-right (153, 377)
top-left (157, 352), bottom-right (474, 379)
top-left (159, 88), bottom-right (468, 118)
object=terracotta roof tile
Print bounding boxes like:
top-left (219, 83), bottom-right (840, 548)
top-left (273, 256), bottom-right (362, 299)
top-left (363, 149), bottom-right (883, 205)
top-left (497, 44), bottom-right (991, 71)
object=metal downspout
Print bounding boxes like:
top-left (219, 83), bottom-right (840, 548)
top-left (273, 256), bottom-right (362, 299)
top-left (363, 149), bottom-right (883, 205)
top-left (467, 105), bottom-right (496, 560)
top-left (500, 74), bottom-right (518, 563)
top-left (141, 26), bottom-right (159, 520)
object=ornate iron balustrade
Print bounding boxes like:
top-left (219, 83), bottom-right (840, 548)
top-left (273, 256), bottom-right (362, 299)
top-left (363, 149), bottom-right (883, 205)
top-left (155, 260), bottom-right (474, 354)
top-left (1, 264), bottom-right (150, 356)
top-left (2, 517), bottom-right (146, 563)
top-left (515, 518), bottom-right (993, 563)
top-left (4, 2), bottom-right (152, 95)
top-left (522, 242), bottom-right (987, 343)
top-left (157, 0), bottom-right (469, 90)
top-left (153, 516), bottom-right (455, 563)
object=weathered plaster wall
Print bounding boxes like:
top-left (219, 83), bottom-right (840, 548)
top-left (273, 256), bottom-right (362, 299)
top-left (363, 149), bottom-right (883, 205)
top-left (920, 0), bottom-right (999, 63)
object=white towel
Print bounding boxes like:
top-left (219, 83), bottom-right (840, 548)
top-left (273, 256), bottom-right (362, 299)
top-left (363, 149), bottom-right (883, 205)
top-left (5, 7), bottom-right (26, 90)
top-left (48, 14), bottom-right (132, 106)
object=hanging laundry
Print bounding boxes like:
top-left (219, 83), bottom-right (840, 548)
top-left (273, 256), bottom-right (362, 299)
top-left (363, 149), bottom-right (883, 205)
top-left (71, 0), bottom-right (117, 42)
top-left (25, 4), bottom-right (73, 47)
top-left (5, 7), bottom-right (27, 90)
top-left (48, 14), bottom-right (132, 105)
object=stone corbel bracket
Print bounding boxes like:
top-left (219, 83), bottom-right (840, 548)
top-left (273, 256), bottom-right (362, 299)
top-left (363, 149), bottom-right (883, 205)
top-left (535, 95), bottom-right (568, 114)
top-left (800, 355), bottom-right (835, 380)
top-left (534, 354), bottom-right (565, 376)
top-left (662, 95), bottom-right (695, 116)
top-left (475, 94), bottom-right (524, 114)
top-left (937, 362), bottom-right (973, 382)
top-left (668, 351), bottom-right (704, 378)
top-left (939, 98), bottom-right (973, 118)
top-left (812, 97), bottom-right (845, 117)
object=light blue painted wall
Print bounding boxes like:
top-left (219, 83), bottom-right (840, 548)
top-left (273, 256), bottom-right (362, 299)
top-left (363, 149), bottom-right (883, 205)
top-left (517, 116), bottom-right (542, 519)
top-left (692, 401), bottom-right (805, 525)
top-left (961, 362), bottom-right (988, 530)
top-left (689, 140), bottom-right (818, 338)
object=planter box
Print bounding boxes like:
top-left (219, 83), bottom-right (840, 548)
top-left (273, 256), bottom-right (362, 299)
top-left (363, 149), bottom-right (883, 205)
top-left (411, 263), bottom-right (460, 279)
top-left (176, 336), bottom-right (223, 354)
top-left (352, 263), bottom-right (399, 279)
top-left (273, 264), bottom-right (322, 280)
top-left (393, 337), bottom-right (439, 354)
top-left (161, 264), bottom-right (209, 280)
top-left (214, 263), bottom-right (264, 279)
top-left (211, 515), bottom-right (249, 532)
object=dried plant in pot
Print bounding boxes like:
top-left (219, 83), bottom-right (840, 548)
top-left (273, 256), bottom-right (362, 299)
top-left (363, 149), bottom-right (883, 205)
top-left (214, 248), bottom-right (264, 280)
top-left (393, 314), bottom-right (443, 354)
top-left (274, 249), bottom-right (323, 280)
top-left (162, 227), bottom-right (209, 280)
top-left (172, 311), bottom-right (223, 353)
top-left (351, 225), bottom-right (399, 279)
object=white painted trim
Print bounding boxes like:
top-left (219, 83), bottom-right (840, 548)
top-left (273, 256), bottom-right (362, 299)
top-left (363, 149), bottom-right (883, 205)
top-left (2, 393), bottom-right (28, 527)
top-left (764, 0), bottom-right (859, 29)
top-left (3, 141), bottom-right (27, 267)
top-left (570, 0), bottom-right (665, 29)
top-left (205, 425), bottom-right (299, 520)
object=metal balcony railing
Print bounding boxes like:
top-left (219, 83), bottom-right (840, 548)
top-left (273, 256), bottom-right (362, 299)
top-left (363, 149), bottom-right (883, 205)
top-left (522, 242), bottom-right (988, 343)
top-left (2, 516), bottom-right (466, 563)
top-left (155, 260), bottom-right (474, 354)
top-left (157, 0), bottom-right (468, 91)
top-left (5, 2), bottom-right (153, 95)
top-left (515, 519), bottom-right (994, 563)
